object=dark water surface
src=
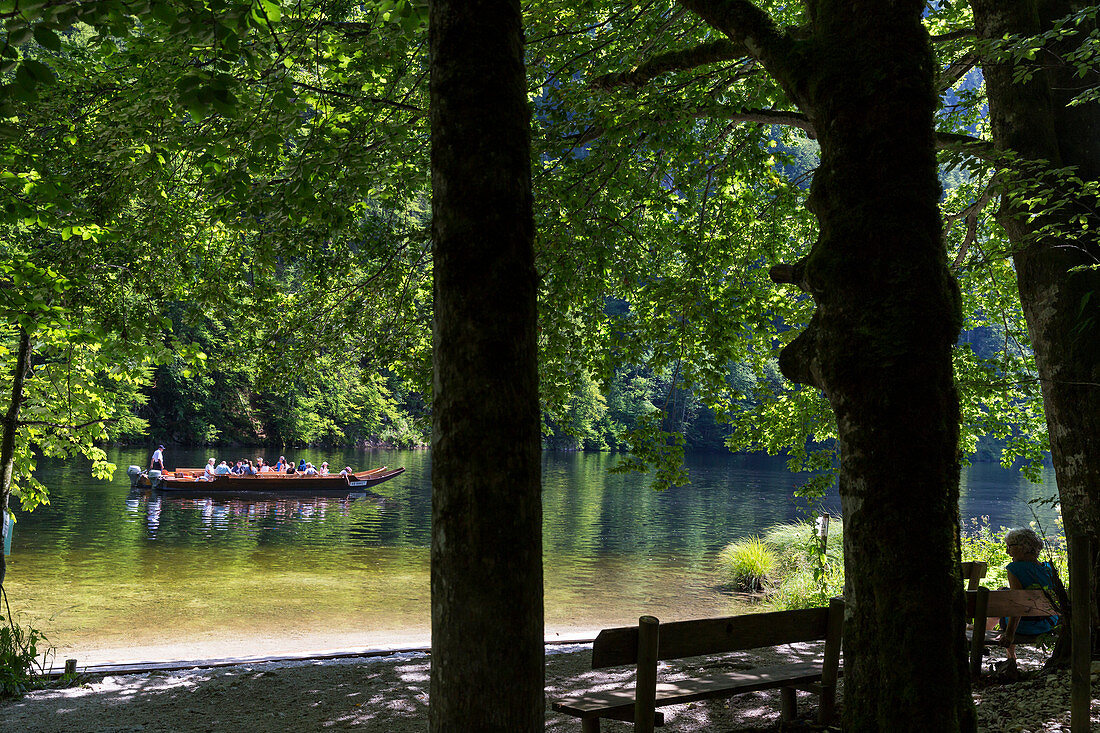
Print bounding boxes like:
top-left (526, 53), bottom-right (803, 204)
top-left (5, 448), bottom-right (1056, 664)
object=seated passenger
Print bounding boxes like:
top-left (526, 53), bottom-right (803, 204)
top-left (203, 458), bottom-right (217, 480)
top-left (303, 463), bottom-right (318, 475)
top-left (257, 458), bottom-right (272, 473)
top-left (274, 456), bottom-right (287, 472)
top-left (214, 460), bottom-right (231, 475)
top-left (319, 462), bottom-right (329, 476)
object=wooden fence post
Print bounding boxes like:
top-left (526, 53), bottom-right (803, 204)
top-left (1070, 534), bottom-right (1091, 733)
top-left (634, 616), bottom-right (659, 733)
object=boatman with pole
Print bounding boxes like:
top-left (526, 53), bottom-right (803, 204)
top-left (150, 445), bottom-right (165, 471)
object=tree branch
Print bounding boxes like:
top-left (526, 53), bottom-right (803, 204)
top-left (939, 50), bottom-right (978, 92)
top-left (677, 0), bottom-right (804, 101)
top-left (290, 82), bottom-right (424, 114)
top-left (17, 418), bottom-right (118, 431)
top-left (591, 39), bottom-right (749, 90)
top-left (936, 131), bottom-right (995, 158)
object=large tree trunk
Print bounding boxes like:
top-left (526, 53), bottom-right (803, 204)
top-left (682, 0), bottom-right (973, 725)
top-left (0, 327), bottom-right (31, 590)
top-left (428, 1), bottom-right (544, 730)
top-left (971, 0), bottom-right (1100, 657)
top-left (772, 3), bottom-right (972, 729)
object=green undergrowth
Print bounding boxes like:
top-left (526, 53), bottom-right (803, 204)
top-left (718, 518), bottom-right (844, 609)
top-left (960, 515), bottom-right (1068, 587)
top-left (717, 537), bottom-right (777, 591)
top-left (721, 514), bottom-right (1070, 612)
top-left (0, 611), bottom-right (49, 698)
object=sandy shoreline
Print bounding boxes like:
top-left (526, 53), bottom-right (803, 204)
top-left (48, 627), bottom-right (614, 670)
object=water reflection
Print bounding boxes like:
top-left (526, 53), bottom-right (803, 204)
top-left (4, 447), bottom-right (1061, 663)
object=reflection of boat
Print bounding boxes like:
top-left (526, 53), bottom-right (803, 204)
top-left (129, 465), bottom-right (404, 492)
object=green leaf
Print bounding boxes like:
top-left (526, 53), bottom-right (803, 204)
top-left (32, 25), bottom-right (62, 52)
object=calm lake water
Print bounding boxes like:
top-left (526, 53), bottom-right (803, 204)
top-left (5, 448), bottom-right (1058, 665)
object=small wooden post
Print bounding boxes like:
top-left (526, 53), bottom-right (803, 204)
top-left (1070, 534), bottom-right (1090, 733)
top-left (816, 513), bottom-right (830, 552)
top-left (634, 615), bottom-right (660, 733)
top-left (64, 659), bottom-right (77, 676)
top-left (970, 587), bottom-right (989, 679)
top-left (818, 597), bottom-right (844, 724)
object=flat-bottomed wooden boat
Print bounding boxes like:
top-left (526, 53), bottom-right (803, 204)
top-left (146, 466), bottom-right (405, 492)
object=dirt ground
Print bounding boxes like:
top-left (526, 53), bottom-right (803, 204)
top-left (0, 642), bottom-right (1093, 732)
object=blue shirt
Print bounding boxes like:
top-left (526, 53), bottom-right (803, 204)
top-left (1006, 560), bottom-right (1059, 636)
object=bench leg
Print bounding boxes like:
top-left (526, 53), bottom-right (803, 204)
top-left (818, 683), bottom-right (836, 724)
top-left (581, 718), bottom-right (601, 733)
top-left (780, 687), bottom-right (797, 721)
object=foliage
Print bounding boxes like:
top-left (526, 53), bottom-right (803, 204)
top-left (0, 596), bottom-right (52, 699)
top-left (717, 536), bottom-right (777, 592)
top-left (759, 519), bottom-right (845, 610)
top-left (960, 514), bottom-right (1070, 588)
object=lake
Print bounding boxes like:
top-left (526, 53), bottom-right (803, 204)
top-left (4, 447), bottom-right (1058, 665)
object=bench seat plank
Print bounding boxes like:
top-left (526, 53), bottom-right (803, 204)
top-left (553, 660), bottom-right (825, 718)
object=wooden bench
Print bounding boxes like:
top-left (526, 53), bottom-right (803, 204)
top-left (552, 598), bottom-right (844, 731)
top-left (961, 561), bottom-right (988, 590)
top-left (965, 586), bottom-right (1058, 678)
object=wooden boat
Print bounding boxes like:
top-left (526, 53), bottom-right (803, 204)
top-left (147, 466), bottom-right (405, 492)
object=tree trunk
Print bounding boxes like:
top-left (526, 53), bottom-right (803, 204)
top-left (775, 3), bottom-right (973, 729)
top-left (428, 1), bottom-right (544, 730)
top-left (971, 0), bottom-right (1100, 657)
top-left (0, 327), bottom-right (31, 590)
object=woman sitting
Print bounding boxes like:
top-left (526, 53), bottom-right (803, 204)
top-left (992, 527), bottom-right (1060, 674)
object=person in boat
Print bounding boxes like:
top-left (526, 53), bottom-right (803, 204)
top-left (319, 462), bottom-right (329, 476)
top-left (241, 460), bottom-right (256, 476)
top-left (303, 462), bottom-right (318, 475)
top-left (275, 456), bottom-right (287, 472)
top-left (257, 458), bottom-right (272, 473)
top-left (297, 459), bottom-right (307, 473)
top-left (285, 460), bottom-right (297, 475)
top-left (339, 466), bottom-right (353, 475)
top-left (215, 460), bottom-right (232, 475)
top-left (149, 445), bottom-right (165, 471)
top-left (203, 458), bottom-right (217, 481)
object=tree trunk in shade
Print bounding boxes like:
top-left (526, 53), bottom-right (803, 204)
top-left (428, 0), bottom-right (544, 730)
top-left (971, 0), bottom-right (1100, 659)
top-left (0, 327), bottom-right (31, 590)
top-left (682, 0), bottom-right (973, 727)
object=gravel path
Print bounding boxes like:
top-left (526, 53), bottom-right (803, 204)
top-left (0, 643), bottom-right (1094, 731)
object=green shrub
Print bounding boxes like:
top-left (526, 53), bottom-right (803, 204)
top-left (960, 516), bottom-right (1069, 588)
top-left (718, 537), bottom-right (777, 591)
top-left (0, 611), bottom-right (51, 699)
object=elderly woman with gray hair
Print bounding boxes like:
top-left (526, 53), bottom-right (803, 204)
top-left (992, 527), bottom-right (1059, 673)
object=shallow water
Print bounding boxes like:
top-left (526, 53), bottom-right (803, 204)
top-left (4, 448), bottom-right (1056, 664)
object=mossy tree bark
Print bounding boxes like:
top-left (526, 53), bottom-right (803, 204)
top-left (682, 1), bottom-right (972, 728)
top-left (970, 0), bottom-right (1100, 658)
top-left (428, 0), bottom-right (544, 730)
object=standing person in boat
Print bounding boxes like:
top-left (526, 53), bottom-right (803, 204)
top-left (149, 445), bottom-right (165, 471)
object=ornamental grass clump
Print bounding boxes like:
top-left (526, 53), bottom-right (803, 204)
top-left (718, 537), bottom-right (777, 592)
